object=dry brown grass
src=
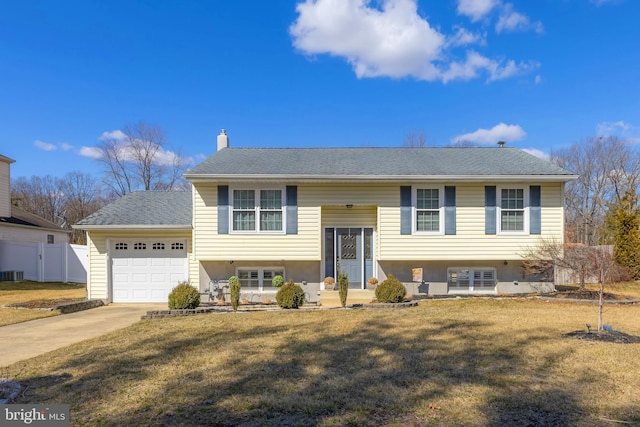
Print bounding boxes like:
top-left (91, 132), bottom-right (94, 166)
top-left (0, 281), bottom-right (86, 326)
top-left (8, 298), bottom-right (640, 426)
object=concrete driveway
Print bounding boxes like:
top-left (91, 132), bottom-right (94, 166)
top-left (0, 304), bottom-right (165, 366)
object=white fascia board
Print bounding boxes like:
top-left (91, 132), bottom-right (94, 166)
top-left (185, 174), bottom-right (579, 183)
top-left (72, 224), bottom-right (192, 230)
top-left (0, 221), bottom-right (72, 234)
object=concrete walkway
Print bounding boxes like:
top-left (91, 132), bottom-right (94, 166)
top-left (0, 304), bottom-right (164, 366)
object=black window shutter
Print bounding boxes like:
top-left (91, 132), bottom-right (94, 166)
top-left (218, 185), bottom-right (229, 234)
top-left (286, 186), bottom-right (298, 234)
top-left (485, 186), bottom-right (496, 235)
top-left (400, 186), bottom-right (412, 235)
top-left (530, 185), bottom-right (541, 234)
top-left (444, 186), bottom-right (456, 235)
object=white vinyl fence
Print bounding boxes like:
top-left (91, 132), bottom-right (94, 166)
top-left (0, 240), bottom-right (87, 283)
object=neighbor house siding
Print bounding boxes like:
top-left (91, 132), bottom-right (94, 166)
top-left (192, 183), bottom-right (319, 260)
top-left (0, 160), bottom-right (10, 218)
top-left (85, 230), bottom-right (194, 301)
top-left (379, 182), bottom-right (564, 260)
top-left (0, 225), bottom-right (68, 244)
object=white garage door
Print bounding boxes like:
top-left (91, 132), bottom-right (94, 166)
top-left (111, 239), bottom-right (188, 303)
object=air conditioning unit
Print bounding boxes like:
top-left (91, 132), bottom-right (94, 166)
top-left (0, 271), bottom-right (24, 282)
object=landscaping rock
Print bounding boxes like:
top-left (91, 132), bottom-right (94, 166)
top-left (0, 379), bottom-right (21, 404)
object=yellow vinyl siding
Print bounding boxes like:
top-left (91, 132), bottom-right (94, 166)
top-left (192, 182), bottom-right (565, 263)
top-left (379, 183), bottom-right (565, 260)
top-left (193, 183), bottom-right (320, 260)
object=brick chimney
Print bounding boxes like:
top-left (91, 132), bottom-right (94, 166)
top-left (217, 129), bottom-right (229, 151)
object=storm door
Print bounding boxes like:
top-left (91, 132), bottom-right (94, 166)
top-left (325, 227), bottom-right (374, 289)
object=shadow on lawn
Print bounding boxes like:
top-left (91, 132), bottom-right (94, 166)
top-left (19, 313), bottom-right (589, 426)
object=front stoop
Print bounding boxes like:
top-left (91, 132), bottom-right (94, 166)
top-left (319, 289), bottom-right (376, 308)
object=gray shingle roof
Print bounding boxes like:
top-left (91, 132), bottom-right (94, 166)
top-left (185, 147), bottom-right (575, 178)
top-left (75, 191), bottom-right (191, 228)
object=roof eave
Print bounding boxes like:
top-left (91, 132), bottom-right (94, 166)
top-left (73, 224), bottom-right (192, 230)
top-left (185, 174), bottom-right (579, 183)
top-left (0, 221), bottom-right (72, 234)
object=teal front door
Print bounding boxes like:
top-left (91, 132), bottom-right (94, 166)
top-left (337, 228), bottom-right (362, 288)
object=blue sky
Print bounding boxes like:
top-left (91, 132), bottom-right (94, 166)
top-left (1, 0), bottom-right (639, 179)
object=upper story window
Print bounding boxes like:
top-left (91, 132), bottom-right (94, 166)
top-left (416, 188), bottom-right (440, 232)
top-left (232, 188), bottom-right (283, 233)
top-left (413, 187), bottom-right (443, 234)
top-left (500, 188), bottom-right (526, 232)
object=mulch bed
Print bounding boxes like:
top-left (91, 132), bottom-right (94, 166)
top-left (564, 330), bottom-right (640, 344)
top-left (549, 290), bottom-right (627, 300)
top-left (5, 298), bottom-right (85, 309)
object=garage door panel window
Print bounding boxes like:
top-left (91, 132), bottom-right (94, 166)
top-left (134, 243), bottom-right (147, 250)
top-left (153, 243), bottom-right (165, 250)
top-left (171, 242), bottom-right (184, 250)
top-left (115, 243), bottom-right (127, 250)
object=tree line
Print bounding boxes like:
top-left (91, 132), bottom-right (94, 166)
top-left (11, 122), bottom-right (189, 244)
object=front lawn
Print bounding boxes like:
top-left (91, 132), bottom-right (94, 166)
top-left (0, 281), bottom-right (86, 326)
top-left (9, 298), bottom-right (640, 426)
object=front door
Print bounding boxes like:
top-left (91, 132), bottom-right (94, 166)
top-left (337, 228), bottom-right (361, 288)
top-left (325, 227), bottom-right (374, 289)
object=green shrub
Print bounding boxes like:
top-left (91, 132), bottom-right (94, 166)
top-left (168, 282), bottom-right (200, 309)
top-left (338, 271), bottom-right (349, 307)
top-left (272, 274), bottom-right (285, 288)
top-left (276, 280), bottom-right (305, 309)
top-left (229, 276), bottom-right (241, 311)
top-left (375, 274), bottom-right (407, 303)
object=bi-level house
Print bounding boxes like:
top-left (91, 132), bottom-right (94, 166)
top-left (76, 131), bottom-right (576, 303)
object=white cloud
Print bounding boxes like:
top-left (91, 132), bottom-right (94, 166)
top-left (34, 140), bottom-right (57, 151)
top-left (79, 146), bottom-right (103, 159)
top-left (60, 143), bottom-right (73, 151)
top-left (441, 51), bottom-right (538, 83)
top-left (534, 75), bottom-right (542, 84)
top-left (290, 0), bottom-right (538, 83)
top-left (596, 121), bottom-right (640, 143)
top-left (446, 26), bottom-right (486, 48)
top-left (457, 0), bottom-right (500, 22)
top-left (522, 147), bottom-right (549, 160)
top-left (99, 130), bottom-right (128, 142)
top-left (452, 123), bottom-right (526, 144)
top-left (496, 3), bottom-right (543, 34)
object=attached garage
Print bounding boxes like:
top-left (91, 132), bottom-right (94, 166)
top-left (74, 191), bottom-right (194, 303)
top-left (111, 239), bottom-right (188, 302)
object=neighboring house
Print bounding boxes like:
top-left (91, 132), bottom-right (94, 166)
top-left (0, 154), bottom-right (84, 282)
top-left (75, 131), bottom-right (577, 303)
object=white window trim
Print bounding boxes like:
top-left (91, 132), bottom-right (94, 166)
top-left (230, 186), bottom-right (286, 234)
top-left (412, 185), bottom-right (444, 235)
top-left (236, 267), bottom-right (285, 292)
top-left (447, 267), bottom-right (496, 293)
top-left (497, 185), bottom-right (529, 235)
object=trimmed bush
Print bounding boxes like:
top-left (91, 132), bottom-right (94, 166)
top-left (375, 274), bottom-right (407, 303)
top-left (229, 276), bottom-right (241, 311)
top-left (276, 280), bottom-right (305, 309)
top-left (338, 271), bottom-right (348, 307)
top-left (272, 274), bottom-right (285, 288)
top-left (168, 282), bottom-right (200, 309)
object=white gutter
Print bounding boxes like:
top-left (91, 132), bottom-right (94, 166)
top-left (184, 174), bottom-right (579, 183)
